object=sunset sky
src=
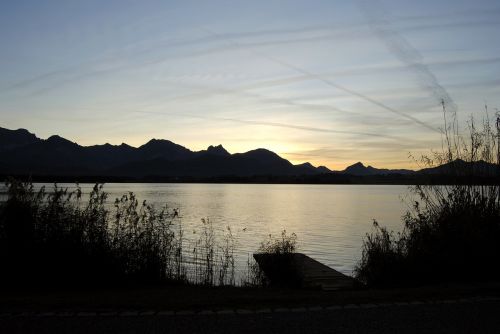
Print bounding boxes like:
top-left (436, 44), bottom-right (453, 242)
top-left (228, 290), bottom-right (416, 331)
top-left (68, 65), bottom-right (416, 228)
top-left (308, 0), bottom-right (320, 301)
top-left (1, 0), bottom-right (499, 170)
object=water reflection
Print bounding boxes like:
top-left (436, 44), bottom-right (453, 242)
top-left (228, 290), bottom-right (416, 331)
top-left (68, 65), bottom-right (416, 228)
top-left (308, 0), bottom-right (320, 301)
top-left (0, 183), bottom-right (408, 276)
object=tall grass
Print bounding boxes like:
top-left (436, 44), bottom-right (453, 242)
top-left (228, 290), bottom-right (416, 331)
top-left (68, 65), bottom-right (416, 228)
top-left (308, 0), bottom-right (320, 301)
top-left (217, 226), bottom-right (236, 286)
top-left (0, 181), bottom-right (239, 287)
top-left (190, 218), bottom-right (236, 286)
top-left (355, 105), bottom-right (500, 287)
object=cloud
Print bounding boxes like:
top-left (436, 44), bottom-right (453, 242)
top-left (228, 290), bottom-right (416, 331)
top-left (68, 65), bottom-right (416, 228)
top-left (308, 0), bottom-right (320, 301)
top-left (132, 110), bottom-right (406, 141)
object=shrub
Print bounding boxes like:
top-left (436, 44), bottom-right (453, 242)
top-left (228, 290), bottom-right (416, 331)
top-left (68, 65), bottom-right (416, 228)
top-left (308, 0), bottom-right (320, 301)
top-left (252, 230), bottom-right (300, 287)
top-left (355, 105), bottom-right (500, 287)
top-left (258, 230), bottom-right (297, 254)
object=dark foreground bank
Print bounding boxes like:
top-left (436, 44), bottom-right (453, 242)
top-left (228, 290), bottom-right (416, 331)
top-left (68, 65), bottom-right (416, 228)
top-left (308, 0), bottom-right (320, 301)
top-left (2, 282), bottom-right (500, 313)
top-left (1, 285), bottom-right (500, 334)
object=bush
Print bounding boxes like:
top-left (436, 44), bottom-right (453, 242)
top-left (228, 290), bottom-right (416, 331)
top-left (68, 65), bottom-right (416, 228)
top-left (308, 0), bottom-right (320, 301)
top-left (258, 230), bottom-right (297, 254)
top-left (355, 105), bottom-right (500, 287)
top-left (0, 181), bottom-right (183, 286)
top-left (252, 230), bottom-right (300, 287)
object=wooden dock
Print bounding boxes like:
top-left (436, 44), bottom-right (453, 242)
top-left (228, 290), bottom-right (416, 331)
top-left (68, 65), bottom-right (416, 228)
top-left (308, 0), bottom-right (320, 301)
top-left (253, 253), bottom-right (358, 291)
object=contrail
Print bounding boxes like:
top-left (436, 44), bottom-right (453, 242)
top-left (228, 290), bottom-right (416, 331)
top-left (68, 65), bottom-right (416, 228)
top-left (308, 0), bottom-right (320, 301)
top-left (200, 27), bottom-right (440, 133)
top-left (141, 77), bottom-right (369, 122)
top-left (132, 110), bottom-right (405, 141)
top-left (4, 14), bottom-right (498, 98)
top-left (0, 26), bottom-right (359, 95)
top-left (150, 55), bottom-right (500, 105)
top-left (358, 0), bottom-right (457, 114)
top-left (264, 55), bottom-right (439, 133)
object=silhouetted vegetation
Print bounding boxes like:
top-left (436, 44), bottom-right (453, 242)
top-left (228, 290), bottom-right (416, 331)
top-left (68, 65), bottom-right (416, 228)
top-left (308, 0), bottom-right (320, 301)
top-left (191, 218), bottom-right (236, 286)
top-left (355, 105), bottom-right (500, 287)
top-left (0, 181), bottom-right (238, 287)
top-left (258, 230), bottom-right (298, 254)
top-left (252, 230), bottom-right (301, 287)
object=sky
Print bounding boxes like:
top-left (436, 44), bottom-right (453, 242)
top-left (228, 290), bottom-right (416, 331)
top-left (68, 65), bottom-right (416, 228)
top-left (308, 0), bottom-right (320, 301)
top-left (1, 0), bottom-right (499, 170)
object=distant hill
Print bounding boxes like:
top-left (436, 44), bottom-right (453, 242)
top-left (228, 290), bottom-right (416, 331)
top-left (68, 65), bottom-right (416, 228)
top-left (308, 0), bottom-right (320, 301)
top-left (341, 162), bottom-right (415, 176)
top-left (417, 159), bottom-right (498, 177)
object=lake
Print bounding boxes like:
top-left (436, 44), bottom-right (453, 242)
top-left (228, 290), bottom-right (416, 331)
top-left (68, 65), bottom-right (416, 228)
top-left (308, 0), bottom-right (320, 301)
top-left (0, 183), bottom-right (412, 278)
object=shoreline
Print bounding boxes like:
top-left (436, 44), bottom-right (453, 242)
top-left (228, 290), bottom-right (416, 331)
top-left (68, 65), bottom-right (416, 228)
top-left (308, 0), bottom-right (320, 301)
top-left (2, 176), bottom-right (498, 186)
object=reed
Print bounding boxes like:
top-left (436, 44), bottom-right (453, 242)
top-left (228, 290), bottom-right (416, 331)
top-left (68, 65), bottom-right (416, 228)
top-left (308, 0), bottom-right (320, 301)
top-left (355, 105), bottom-right (500, 287)
top-left (0, 181), bottom-right (239, 287)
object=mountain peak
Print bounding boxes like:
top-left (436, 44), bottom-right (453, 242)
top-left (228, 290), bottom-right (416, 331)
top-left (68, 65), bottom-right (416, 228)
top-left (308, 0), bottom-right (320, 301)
top-left (139, 138), bottom-right (183, 151)
top-left (0, 127), bottom-right (37, 140)
top-left (241, 148), bottom-right (283, 160)
top-left (206, 144), bottom-right (230, 156)
top-left (0, 127), bottom-right (40, 151)
top-left (317, 165), bottom-right (332, 173)
top-left (351, 162), bottom-right (365, 168)
top-left (248, 148), bottom-right (275, 154)
top-left (137, 138), bottom-right (192, 161)
top-left (142, 138), bottom-right (174, 146)
top-left (46, 135), bottom-right (74, 146)
top-left (296, 162), bottom-right (316, 169)
top-left (343, 161), bottom-right (374, 176)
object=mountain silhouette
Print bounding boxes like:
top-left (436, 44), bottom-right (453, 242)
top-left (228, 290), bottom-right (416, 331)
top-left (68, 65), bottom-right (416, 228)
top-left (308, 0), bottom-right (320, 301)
top-left (342, 162), bottom-right (414, 176)
top-left (417, 159), bottom-right (498, 177)
top-left (1, 127), bottom-right (497, 179)
top-left (203, 145), bottom-right (231, 157)
top-left (0, 128), bottom-right (39, 151)
top-left (0, 127), bottom-right (330, 177)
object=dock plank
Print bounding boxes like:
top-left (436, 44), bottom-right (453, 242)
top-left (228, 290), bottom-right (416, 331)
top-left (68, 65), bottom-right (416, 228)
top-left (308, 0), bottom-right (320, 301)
top-left (253, 253), bottom-right (358, 290)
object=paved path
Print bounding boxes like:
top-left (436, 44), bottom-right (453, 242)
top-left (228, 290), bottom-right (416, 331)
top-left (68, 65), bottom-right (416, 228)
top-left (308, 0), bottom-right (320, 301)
top-left (1, 298), bottom-right (499, 333)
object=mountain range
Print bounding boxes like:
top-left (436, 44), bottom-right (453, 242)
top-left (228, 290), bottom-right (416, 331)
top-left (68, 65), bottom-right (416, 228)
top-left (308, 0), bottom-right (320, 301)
top-left (0, 127), bottom-right (497, 179)
top-left (0, 127), bottom-right (331, 177)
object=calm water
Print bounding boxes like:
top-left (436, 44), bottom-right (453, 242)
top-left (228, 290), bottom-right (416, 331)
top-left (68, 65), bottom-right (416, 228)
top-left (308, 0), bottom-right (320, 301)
top-left (0, 183), bottom-right (411, 277)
